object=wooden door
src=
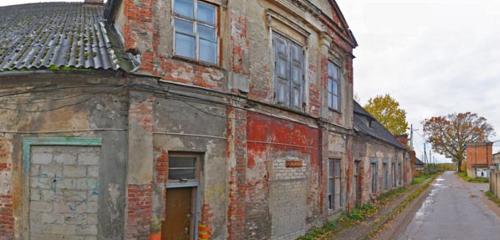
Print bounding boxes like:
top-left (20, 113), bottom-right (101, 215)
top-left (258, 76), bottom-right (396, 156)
top-left (354, 161), bottom-right (362, 206)
top-left (392, 163), bottom-right (396, 187)
top-left (163, 188), bottom-right (194, 240)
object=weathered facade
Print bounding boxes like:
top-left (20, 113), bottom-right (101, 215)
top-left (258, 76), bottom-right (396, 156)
top-left (352, 102), bottom-right (412, 205)
top-left (106, 0), bottom-right (358, 239)
top-left (0, 0), bottom-right (413, 239)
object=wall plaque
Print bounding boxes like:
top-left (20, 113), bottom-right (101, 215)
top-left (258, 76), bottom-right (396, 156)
top-left (286, 160), bottom-right (303, 168)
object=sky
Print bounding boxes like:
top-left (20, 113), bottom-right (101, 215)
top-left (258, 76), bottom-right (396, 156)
top-left (336, 0), bottom-right (500, 163)
top-left (0, 0), bottom-right (82, 6)
top-left (2, 0), bottom-right (499, 162)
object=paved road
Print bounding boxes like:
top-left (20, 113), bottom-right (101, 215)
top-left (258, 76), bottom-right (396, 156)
top-left (398, 171), bottom-right (500, 240)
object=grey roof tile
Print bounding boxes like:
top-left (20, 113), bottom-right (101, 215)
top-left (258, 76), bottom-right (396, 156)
top-left (353, 100), bottom-right (405, 149)
top-left (0, 2), bottom-right (121, 71)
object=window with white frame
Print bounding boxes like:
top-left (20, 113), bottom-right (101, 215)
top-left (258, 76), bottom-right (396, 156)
top-left (272, 32), bottom-right (304, 109)
top-left (328, 159), bottom-right (342, 210)
top-left (173, 0), bottom-right (218, 64)
top-left (327, 61), bottom-right (341, 111)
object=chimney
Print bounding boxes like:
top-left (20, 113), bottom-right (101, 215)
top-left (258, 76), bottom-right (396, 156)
top-left (85, 0), bottom-right (104, 4)
top-left (395, 134), bottom-right (409, 147)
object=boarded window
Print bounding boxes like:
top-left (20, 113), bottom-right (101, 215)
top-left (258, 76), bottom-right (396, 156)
top-left (327, 62), bottom-right (341, 111)
top-left (174, 0), bottom-right (218, 64)
top-left (273, 32), bottom-right (304, 110)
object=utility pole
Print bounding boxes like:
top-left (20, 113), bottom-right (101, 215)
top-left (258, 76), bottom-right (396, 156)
top-left (424, 142), bottom-right (428, 173)
top-left (429, 148), bottom-right (434, 173)
top-left (410, 124), bottom-right (414, 149)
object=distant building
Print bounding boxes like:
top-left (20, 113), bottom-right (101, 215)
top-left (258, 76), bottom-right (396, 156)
top-left (466, 142), bottom-right (493, 178)
top-left (415, 158), bottom-right (425, 173)
top-left (493, 152), bottom-right (500, 170)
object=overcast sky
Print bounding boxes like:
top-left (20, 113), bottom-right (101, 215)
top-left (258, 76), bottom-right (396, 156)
top-left (2, 0), bottom-right (500, 162)
top-left (336, 0), bottom-right (500, 162)
top-left (0, 0), bottom-right (82, 6)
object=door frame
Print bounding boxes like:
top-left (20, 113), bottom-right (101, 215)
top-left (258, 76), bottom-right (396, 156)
top-left (21, 136), bottom-right (102, 240)
top-left (165, 153), bottom-right (203, 240)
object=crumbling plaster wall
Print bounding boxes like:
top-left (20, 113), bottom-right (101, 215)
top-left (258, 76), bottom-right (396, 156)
top-left (114, 0), bottom-right (354, 129)
top-left (0, 72), bottom-right (128, 240)
top-left (152, 85), bottom-right (229, 239)
top-left (353, 135), bottom-right (409, 204)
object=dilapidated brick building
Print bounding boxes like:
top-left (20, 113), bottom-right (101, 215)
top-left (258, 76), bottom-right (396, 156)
top-left (353, 102), bottom-right (413, 205)
top-left (0, 0), bottom-right (413, 239)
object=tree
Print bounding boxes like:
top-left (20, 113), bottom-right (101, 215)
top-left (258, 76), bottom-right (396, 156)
top-left (364, 94), bottom-right (409, 136)
top-left (422, 112), bottom-right (494, 172)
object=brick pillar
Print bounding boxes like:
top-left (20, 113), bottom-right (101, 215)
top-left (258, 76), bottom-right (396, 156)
top-left (0, 163), bottom-right (13, 239)
top-left (226, 106), bottom-right (247, 240)
top-left (345, 136), bottom-right (355, 212)
top-left (127, 92), bottom-right (155, 240)
top-left (122, 0), bottom-right (155, 74)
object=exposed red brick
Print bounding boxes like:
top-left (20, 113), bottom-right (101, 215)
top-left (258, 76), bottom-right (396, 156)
top-left (0, 165), bottom-right (13, 239)
top-left (155, 150), bottom-right (168, 184)
top-left (230, 12), bottom-right (249, 74)
top-left (127, 184), bottom-right (153, 240)
top-left (226, 107), bottom-right (247, 240)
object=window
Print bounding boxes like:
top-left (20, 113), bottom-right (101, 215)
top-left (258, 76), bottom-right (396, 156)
top-left (327, 62), bottom-right (341, 111)
top-left (371, 162), bottom-right (377, 193)
top-left (168, 154), bottom-right (200, 182)
top-left (173, 0), bottom-right (218, 64)
top-left (328, 159), bottom-right (342, 210)
top-left (273, 33), bottom-right (304, 109)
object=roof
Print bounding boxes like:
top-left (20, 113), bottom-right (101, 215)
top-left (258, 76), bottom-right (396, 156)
top-left (0, 2), bottom-right (121, 72)
top-left (415, 158), bottom-right (424, 166)
top-left (353, 100), bottom-right (405, 149)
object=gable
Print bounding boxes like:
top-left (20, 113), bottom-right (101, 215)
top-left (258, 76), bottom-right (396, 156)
top-left (307, 0), bottom-right (357, 47)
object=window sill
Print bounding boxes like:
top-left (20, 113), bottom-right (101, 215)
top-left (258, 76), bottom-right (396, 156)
top-left (166, 180), bottom-right (199, 188)
top-left (328, 107), bottom-right (342, 114)
top-left (273, 102), bottom-right (307, 114)
top-left (172, 55), bottom-right (222, 70)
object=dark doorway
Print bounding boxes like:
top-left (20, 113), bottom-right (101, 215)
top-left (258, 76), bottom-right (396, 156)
top-left (354, 161), bottom-right (362, 206)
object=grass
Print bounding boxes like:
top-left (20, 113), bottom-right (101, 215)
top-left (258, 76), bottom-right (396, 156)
top-left (457, 172), bottom-right (489, 183)
top-left (411, 173), bottom-right (434, 185)
top-left (299, 173), bottom-right (440, 240)
top-left (376, 187), bottom-right (408, 204)
top-left (298, 186), bottom-right (410, 240)
top-left (297, 203), bottom-right (379, 240)
top-left (366, 173), bottom-right (440, 239)
top-left (485, 191), bottom-right (500, 207)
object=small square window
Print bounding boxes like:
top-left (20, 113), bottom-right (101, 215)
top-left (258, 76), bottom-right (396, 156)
top-left (168, 155), bottom-right (197, 180)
